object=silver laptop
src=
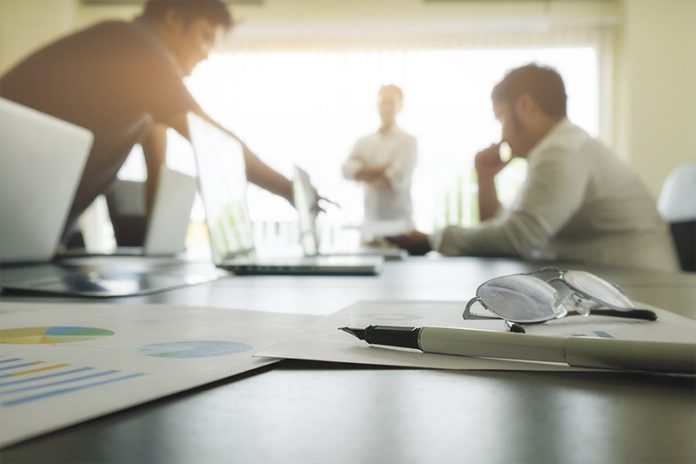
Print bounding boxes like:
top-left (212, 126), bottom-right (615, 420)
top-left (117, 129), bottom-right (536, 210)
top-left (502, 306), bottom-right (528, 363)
top-left (187, 113), bottom-right (382, 276)
top-left (103, 166), bottom-right (196, 256)
top-left (293, 166), bottom-right (407, 261)
top-left (0, 98), bottom-right (92, 264)
top-left (0, 100), bottom-right (217, 296)
top-left (144, 167), bottom-right (197, 255)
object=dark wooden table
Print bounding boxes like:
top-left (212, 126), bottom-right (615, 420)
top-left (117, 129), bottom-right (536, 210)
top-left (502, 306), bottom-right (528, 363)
top-left (2, 257), bottom-right (695, 463)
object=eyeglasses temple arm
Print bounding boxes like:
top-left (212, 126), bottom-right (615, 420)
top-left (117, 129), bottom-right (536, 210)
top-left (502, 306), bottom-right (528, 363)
top-left (569, 308), bottom-right (658, 321)
top-left (463, 297), bottom-right (499, 320)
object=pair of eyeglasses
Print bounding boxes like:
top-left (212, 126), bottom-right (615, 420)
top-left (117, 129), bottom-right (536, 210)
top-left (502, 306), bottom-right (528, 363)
top-left (463, 268), bottom-right (656, 332)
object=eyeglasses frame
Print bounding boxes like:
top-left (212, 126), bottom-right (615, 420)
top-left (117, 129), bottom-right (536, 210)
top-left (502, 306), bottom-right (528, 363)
top-left (463, 267), bottom-right (657, 324)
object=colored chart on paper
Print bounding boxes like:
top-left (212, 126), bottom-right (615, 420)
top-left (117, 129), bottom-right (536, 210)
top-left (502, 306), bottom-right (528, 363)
top-left (0, 327), bottom-right (115, 345)
top-left (0, 357), bottom-right (144, 408)
top-left (571, 330), bottom-right (615, 339)
top-left (137, 341), bottom-right (251, 358)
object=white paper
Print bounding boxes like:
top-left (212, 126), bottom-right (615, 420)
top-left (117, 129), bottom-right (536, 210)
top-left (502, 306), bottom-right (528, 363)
top-left (257, 300), bottom-right (696, 371)
top-left (343, 219), bottom-right (411, 237)
top-left (0, 302), bottom-right (316, 447)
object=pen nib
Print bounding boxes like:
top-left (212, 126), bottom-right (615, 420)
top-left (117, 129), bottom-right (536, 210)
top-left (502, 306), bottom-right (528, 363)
top-left (338, 327), bottom-right (366, 340)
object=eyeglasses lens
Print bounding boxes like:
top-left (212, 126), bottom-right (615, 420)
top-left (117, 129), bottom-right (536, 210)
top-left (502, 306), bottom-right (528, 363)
top-left (563, 271), bottom-right (634, 309)
top-left (478, 275), bottom-right (560, 323)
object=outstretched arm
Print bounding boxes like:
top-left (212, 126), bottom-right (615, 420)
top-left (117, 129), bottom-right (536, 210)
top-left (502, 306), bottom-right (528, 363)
top-left (164, 109), bottom-right (294, 205)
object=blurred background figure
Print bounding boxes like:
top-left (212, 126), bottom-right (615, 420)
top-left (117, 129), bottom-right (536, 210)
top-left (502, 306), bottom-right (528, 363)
top-left (342, 85), bottom-right (418, 243)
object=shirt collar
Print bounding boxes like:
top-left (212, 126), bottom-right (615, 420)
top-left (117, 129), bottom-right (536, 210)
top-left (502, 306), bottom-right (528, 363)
top-left (378, 124), bottom-right (400, 136)
top-left (526, 118), bottom-right (572, 160)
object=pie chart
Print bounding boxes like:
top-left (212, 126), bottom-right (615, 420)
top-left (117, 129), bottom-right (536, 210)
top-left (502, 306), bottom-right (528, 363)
top-left (0, 327), bottom-right (115, 344)
top-left (137, 341), bottom-right (252, 358)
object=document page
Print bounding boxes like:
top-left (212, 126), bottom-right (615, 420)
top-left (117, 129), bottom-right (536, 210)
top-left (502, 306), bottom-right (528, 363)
top-left (0, 302), bottom-right (316, 447)
top-left (257, 300), bottom-right (695, 371)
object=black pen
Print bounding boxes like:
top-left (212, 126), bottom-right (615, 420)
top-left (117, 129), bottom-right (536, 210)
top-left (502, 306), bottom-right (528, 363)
top-left (339, 325), bottom-right (696, 374)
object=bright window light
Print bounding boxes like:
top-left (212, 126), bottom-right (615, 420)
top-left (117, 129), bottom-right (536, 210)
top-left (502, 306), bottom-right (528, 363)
top-left (120, 44), bottom-right (599, 243)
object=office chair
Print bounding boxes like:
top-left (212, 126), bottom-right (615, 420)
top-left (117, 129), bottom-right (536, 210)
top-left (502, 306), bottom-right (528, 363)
top-left (658, 162), bottom-right (696, 272)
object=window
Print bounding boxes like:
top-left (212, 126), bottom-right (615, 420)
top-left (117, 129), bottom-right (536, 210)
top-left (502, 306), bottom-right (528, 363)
top-left (118, 29), bottom-right (606, 249)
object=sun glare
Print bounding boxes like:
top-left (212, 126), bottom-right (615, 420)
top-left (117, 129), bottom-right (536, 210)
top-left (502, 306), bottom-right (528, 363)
top-left (119, 45), bottom-right (598, 246)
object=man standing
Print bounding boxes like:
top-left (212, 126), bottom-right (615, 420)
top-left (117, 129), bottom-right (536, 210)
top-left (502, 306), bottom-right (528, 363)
top-left (1, 0), bottom-right (308, 244)
top-left (389, 64), bottom-right (677, 272)
top-left (342, 85), bottom-right (418, 237)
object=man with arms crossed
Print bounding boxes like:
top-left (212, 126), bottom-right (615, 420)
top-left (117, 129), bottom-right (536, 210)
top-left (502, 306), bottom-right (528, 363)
top-left (1, 0), bottom-right (316, 245)
top-left (389, 64), bottom-right (677, 272)
top-left (342, 85), bottom-right (418, 240)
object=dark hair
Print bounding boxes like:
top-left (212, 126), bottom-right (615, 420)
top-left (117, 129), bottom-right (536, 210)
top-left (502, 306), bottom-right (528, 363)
top-left (491, 64), bottom-right (567, 118)
top-left (142, 0), bottom-right (233, 31)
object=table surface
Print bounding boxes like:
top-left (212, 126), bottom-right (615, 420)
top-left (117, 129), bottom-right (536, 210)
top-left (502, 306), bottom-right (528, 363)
top-left (1, 256), bottom-right (695, 464)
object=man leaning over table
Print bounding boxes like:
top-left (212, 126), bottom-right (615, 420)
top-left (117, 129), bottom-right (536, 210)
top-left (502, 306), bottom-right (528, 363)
top-left (0, 0), bottom-right (325, 248)
top-left (388, 64), bottom-right (678, 272)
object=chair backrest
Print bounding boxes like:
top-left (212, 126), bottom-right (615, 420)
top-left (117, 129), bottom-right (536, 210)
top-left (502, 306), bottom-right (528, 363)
top-left (658, 162), bottom-right (696, 272)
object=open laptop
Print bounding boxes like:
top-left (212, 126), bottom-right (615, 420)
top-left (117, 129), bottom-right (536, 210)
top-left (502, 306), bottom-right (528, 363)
top-left (187, 113), bottom-right (382, 276)
top-left (293, 166), bottom-right (407, 261)
top-left (103, 166), bottom-right (197, 256)
top-left (0, 98), bottom-right (92, 264)
top-left (0, 99), bottom-right (218, 296)
top-left (57, 166), bottom-right (197, 258)
top-left (144, 167), bottom-right (197, 255)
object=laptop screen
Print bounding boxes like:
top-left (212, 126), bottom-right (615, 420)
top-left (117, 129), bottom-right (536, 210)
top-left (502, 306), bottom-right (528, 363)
top-left (188, 113), bottom-right (255, 264)
top-left (0, 98), bottom-right (92, 263)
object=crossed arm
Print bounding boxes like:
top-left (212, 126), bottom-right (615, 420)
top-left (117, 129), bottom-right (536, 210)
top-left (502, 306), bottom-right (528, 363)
top-left (354, 164), bottom-right (390, 187)
top-left (342, 138), bottom-right (417, 190)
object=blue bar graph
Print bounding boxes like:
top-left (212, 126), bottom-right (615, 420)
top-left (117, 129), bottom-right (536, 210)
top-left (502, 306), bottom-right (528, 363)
top-left (0, 356), bottom-right (145, 408)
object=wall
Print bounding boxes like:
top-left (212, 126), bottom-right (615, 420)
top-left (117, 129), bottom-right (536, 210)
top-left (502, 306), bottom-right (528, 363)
top-left (1, 0), bottom-right (619, 72)
top-left (615, 0), bottom-right (696, 197)
top-left (73, 0), bottom-right (618, 31)
top-left (0, 0), bottom-right (76, 73)
top-left (1, 0), bottom-right (693, 196)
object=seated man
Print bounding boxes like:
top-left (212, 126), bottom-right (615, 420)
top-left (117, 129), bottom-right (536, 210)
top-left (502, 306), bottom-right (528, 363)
top-left (342, 85), bottom-right (418, 238)
top-left (389, 64), bottom-right (678, 272)
top-left (0, 0), bottom-right (318, 246)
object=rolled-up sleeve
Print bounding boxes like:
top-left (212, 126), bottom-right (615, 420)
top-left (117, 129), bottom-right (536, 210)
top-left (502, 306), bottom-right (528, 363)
top-left (342, 140), bottom-right (365, 180)
top-left (432, 146), bottom-right (589, 258)
top-left (384, 135), bottom-right (418, 191)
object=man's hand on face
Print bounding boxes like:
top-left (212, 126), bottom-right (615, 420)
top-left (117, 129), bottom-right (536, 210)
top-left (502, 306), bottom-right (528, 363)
top-left (386, 231), bottom-right (432, 256)
top-left (474, 143), bottom-right (509, 179)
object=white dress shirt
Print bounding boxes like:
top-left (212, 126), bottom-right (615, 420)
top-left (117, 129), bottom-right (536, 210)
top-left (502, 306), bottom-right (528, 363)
top-left (431, 119), bottom-right (679, 272)
top-left (342, 126), bottom-right (418, 228)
